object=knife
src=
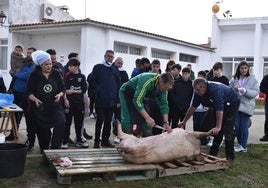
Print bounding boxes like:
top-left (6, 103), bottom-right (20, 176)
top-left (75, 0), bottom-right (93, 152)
top-left (154, 125), bottom-right (166, 131)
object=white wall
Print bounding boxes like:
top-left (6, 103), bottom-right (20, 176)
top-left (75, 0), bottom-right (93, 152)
top-left (211, 16), bottom-right (268, 83)
top-left (221, 29), bottom-right (255, 56)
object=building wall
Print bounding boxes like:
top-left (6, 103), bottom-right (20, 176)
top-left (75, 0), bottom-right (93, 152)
top-left (0, 0), bottom-right (213, 87)
top-left (221, 29), bottom-right (255, 56)
top-left (211, 16), bottom-right (268, 83)
top-left (9, 0), bottom-right (73, 24)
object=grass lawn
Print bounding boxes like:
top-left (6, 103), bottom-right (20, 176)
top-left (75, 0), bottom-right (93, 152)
top-left (0, 144), bottom-right (267, 188)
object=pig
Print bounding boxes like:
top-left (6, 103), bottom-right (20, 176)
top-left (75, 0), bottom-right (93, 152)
top-left (116, 123), bottom-right (210, 164)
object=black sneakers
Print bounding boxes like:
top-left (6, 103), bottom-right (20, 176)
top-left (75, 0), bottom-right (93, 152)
top-left (260, 135), bottom-right (268, 141)
top-left (25, 140), bottom-right (34, 151)
top-left (5, 132), bottom-right (14, 141)
top-left (67, 137), bottom-right (76, 145)
top-left (93, 142), bottom-right (100, 149)
top-left (101, 142), bottom-right (115, 148)
top-left (83, 129), bottom-right (93, 140)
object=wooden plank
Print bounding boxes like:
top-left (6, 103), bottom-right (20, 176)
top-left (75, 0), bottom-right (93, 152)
top-left (179, 162), bottom-right (192, 167)
top-left (57, 173), bottom-right (72, 185)
top-left (57, 164), bottom-right (156, 176)
top-left (201, 153), bottom-right (222, 161)
top-left (192, 161), bottom-right (205, 165)
top-left (163, 162), bottom-right (178, 169)
top-left (203, 157), bottom-right (217, 164)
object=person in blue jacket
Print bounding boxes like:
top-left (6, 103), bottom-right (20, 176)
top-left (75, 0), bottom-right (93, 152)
top-left (179, 78), bottom-right (240, 164)
top-left (87, 50), bottom-right (121, 148)
top-left (6, 47), bottom-right (36, 143)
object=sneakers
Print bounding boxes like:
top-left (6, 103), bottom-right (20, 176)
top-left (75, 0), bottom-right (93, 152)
top-left (61, 143), bottom-right (69, 149)
top-left (76, 141), bottom-right (89, 148)
top-left (206, 136), bottom-right (214, 147)
top-left (81, 137), bottom-right (87, 143)
top-left (5, 132), bottom-right (14, 141)
top-left (89, 113), bottom-right (95, 119)
top-left (234, 144), bottom-right (247, 152)
top-left (94, 142), bottom-right (100, 148)
top-left (67, 137), bottom-right (76, 145)
top-left (101, 142), bottom-right (115, 148)
top-left (114, 136), bottom-right (120, 144)
top-left (27, 145), bottom-right (34, 151)
top-left (260, 135), bottom-right (268, 141)
top-left (25, 140), bottom-right (34, 151)
top-left (83, 129), bottom-right (93, 140)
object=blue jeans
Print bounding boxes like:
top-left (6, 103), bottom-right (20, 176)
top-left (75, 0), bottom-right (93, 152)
top-left (235, 111), bottom-right (250, 148)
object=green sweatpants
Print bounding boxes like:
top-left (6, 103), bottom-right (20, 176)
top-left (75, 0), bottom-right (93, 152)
top-left (119, 88), bottom-right (152, 136)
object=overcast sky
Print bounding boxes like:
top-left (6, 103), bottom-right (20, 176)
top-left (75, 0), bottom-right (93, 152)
top-left (50, 0), bottom-right (268, 44)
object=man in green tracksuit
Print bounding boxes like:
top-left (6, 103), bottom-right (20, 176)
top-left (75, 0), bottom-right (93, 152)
top-left (119, 72), bottom-right (174, 136)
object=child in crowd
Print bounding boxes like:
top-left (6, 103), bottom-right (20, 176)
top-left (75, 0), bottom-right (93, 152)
top-left (170, 67), bottom-right (193, 128)
top-left (208, 62), bottom-right (229, 86)
top-left (62, 59), bottom-right (89, 149)
top-left (8, 44), bottom-right (25, 93)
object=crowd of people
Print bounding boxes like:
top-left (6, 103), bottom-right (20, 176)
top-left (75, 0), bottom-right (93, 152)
top-left (2, 45), bottom-right (268, 162)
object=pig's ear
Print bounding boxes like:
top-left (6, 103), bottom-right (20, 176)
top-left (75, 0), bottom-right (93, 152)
top-left (191, 131), bottom-right (210, 139)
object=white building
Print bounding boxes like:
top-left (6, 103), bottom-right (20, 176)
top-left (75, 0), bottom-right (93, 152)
top-left (1, 0), bottom-right (268, 86)
top-left (211, 15), bottom-right (268, 82)
top-left (0, 0), bottom-right (213, 86)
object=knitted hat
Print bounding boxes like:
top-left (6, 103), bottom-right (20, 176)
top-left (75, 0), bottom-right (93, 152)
top-left (32, 50), bottom-right (51, 66)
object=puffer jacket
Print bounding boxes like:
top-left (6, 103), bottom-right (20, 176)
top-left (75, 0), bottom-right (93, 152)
top-left (230, 75), bottom-right (259, 116)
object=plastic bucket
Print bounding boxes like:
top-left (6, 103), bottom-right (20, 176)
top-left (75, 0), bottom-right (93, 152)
top-left (0, 143), bottom-right (28, 178)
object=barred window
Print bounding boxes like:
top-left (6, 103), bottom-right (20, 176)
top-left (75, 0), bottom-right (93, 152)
top-left (114, 42), bottom-right (142, 55)
top-left (114, 43), bottom-right (128, 54)
top-left (179, 53), bottom-right (197, 63)
top-left (129, 46), bottom-right (141, 55)
top-left (0, 39), bottom-right (8, 70)
top-left (151, 50), bottom-right (171, 60)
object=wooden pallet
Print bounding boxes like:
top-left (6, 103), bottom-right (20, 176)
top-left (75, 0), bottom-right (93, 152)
top-left (43, 148), bottom-right (157, 184)
top-left (156, 153), bottom-right (229, 177)
top-left (43, 149), bottom-right (229, 185)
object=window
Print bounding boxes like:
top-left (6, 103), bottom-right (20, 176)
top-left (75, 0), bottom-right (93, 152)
top-left (179, 53), bottom-right (197, 63)
top-left (222, 57), bottom-right (254, 79)
top-left (114, 43), bottom-right (128, 54)
top-left (263, 58), bottom-right (268, 76)
top-left (151, 49), bottom-right (171, 60)
top-left (129, 46), bottom-right (141, 55)
top-left (0, 39), bottom-right (8, 70)
top-left (114, 42), bottom-right (142, 55)
top-left (222, 57), bottom-right (233, 61)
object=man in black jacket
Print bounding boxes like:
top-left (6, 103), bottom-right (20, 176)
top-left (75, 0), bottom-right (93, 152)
top-left (260, 75), bottom-right (268, 141)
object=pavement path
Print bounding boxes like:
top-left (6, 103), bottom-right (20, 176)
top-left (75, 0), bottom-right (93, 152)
top-left (3, 109), bottom-right (268, 155)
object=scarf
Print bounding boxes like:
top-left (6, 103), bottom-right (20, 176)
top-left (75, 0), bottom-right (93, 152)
top-left (102, 59), bottom-right (113, 67)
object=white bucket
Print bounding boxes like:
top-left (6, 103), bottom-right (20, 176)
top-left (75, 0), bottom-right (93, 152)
top-left (0, 133), bottom-right (5, 143)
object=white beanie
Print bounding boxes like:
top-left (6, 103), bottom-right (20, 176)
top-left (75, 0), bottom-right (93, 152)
top-left (32, 50), bottom-right (51, 66)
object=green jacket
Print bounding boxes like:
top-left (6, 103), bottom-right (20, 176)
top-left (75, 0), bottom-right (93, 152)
top-left (120, 72), bottom-right (169, 114)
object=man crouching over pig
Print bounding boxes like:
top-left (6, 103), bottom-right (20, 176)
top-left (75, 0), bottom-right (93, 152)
top-left (179, 78), bottom-right (240, 164)
top-left (119, 72), bottom-right (173, 137)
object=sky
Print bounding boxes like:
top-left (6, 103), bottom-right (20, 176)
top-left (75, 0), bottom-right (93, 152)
top-left (49, 0), bottom-right (268, 44)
